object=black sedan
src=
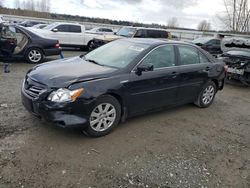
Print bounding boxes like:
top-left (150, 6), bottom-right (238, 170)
top-left (21, 39), bottom-right (226, 137)
top-left (0, 25), bottom-right (61, 63)
top-left (192, 37), bottom-right (222, 56)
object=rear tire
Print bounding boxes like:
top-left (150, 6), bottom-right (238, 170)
top-left (25, 48), bottom-right (44, 64)
top-left (85, 95), bottom-right (121, 137)
top-left (195, 81), bottom-right (217, 108)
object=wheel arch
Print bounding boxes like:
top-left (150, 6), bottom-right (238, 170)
top-left (105, 92), bottom-right (128, 122)
top-left (211, 79), bottom-right (221, 91)
top-left (24, 46), bottom-right (45, 56)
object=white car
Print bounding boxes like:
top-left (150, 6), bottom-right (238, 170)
top-left (31, 24), bottom-right (48, 29)
top-left (29, 22), bottom-right (98, 50)
top-left (86, 27), bottom-right (114, 35)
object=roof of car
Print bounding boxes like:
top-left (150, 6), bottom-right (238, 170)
top-left (53, 22), bottom-right (82, 25)
top-left (121, 38), bottom-right (193, 46)
top-left (122, 26), bottom-right (168, 31)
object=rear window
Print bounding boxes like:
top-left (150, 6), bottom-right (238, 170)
top-left (178, 46), bottom-right (200, 65)
top-left (100, 28), bottom-right (113, 32)
top-left (69, 25), bottom-right (81, 33)
top-left (207, 39), bottom-right (221, 45)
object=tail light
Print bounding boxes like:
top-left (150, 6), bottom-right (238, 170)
top-left (55, 42), bottom-right (60, 48)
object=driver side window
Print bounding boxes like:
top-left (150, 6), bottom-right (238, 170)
top-left (141, 45), bottom-right (176, 69)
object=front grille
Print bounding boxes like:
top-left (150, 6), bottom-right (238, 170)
top-left (23, 77), bottom-right (46, 99)
top-left (25, 85), bottom-right (44, 99)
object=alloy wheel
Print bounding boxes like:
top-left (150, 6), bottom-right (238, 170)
top-left (89, 103), bottom-right (116, 132)
top-left (28, 50), bottom-right (42, 63)
top-left (202, 85), bottom-right (215, 105)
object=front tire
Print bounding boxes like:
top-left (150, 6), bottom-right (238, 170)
top-left (25, 48), bottom-right (44, 64)
top-left (87, 40), bottom-right (95, 51)
top-left (195, 81), bottom-right (217, 108)
top-left (85, 95), bottom-right (121, 137)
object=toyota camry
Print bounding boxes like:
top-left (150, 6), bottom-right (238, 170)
top-left (22, 38), bottom-right (226, 137)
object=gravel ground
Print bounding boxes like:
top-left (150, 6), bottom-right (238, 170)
top-left (0, 50), bottom-right (250, 188)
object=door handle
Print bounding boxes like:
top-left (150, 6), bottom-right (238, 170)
top-left (203, 66), bottom-right (211, 72)
top-left (171, 71), bottom-right (178, 78)
top-left (205, 66), bottom-right (211, 71)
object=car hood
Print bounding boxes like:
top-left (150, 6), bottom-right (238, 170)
top-left (27, 56), bottom-right (117, 88)
top-left (95, 34), bottom-right (124, 42)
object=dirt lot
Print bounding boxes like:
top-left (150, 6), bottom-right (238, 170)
top-left (0, 50), bottom-right (250, 188)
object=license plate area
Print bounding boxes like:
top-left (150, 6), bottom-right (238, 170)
top-left (22, 93), bottom-right (34, 112)
top-left (227, 68), bottom-right (244, 75)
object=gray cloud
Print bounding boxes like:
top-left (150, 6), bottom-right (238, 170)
top-left (112, 0), bottom-right (198, 8)
top-left (80, 0), bottom-right (198, 9)
top-left (160, 0), bottom-right (198, 8)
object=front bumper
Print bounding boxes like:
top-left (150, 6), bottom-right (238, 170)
top-left (21, 88), bottom-right (94, 128)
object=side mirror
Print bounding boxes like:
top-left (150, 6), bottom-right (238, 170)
top-left (52, 28), bottom-right (58, 32)
top-left (136, 64), bottom-right (154, 75)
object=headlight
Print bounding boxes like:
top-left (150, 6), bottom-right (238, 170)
top-left (48, 88), bottom-right (84, 103)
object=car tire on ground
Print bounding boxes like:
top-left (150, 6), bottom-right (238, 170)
top-left (195, 81), bottom-right (217, 108)
top-left (85, 95), bottom-right (121, 137)
top-left (25, 48), bottom-right (44, 64)
top-left (87, 40), bottom-right (95, 51)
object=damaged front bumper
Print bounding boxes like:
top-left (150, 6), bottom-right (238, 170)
top-left (21, 88), bottom-right (94, 128)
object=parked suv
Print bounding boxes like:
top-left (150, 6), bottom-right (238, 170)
top-left (192, 37), bottom-right (222, 56)
top-left (89, 26), bottom-right (171, 50)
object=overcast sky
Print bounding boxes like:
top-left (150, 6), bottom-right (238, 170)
top-left (5, 0), bottom-right (226, 30)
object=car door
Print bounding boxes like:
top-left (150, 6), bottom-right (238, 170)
top-left (50, 24), bottom-right (71, 45)
top-left (127, 45), bottom-right (180, 115)
top-left (176, 45), bottom-right (213, 103)
top-left (0, 26), bottom-right (17, 58)
top-left (68, 25), bottom-right (83, 46)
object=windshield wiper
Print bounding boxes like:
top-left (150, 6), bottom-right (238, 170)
top-left (85, 58), bottom-right (104, 66)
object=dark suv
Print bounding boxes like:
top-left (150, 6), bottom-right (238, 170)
top-left (88, 26), bottom-right (171, 50)
top-left (192, 38), bottom-right (222, 56)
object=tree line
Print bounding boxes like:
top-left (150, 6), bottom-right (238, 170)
top-left (15, 0), bottom-right (50, 12)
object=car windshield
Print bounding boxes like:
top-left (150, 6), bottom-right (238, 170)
top-left (84, 40), bottom-right (150, 69)
top-left (43, 23), bottom-right (58, 30)
top-left (225, 50), bottom-right (250, 58)
top-left (116, 27), bottom-right (137, 37)
top-left (88, 28), bottom-right (98, 32)
top-left (192, 38), bottom-right (211, 44)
